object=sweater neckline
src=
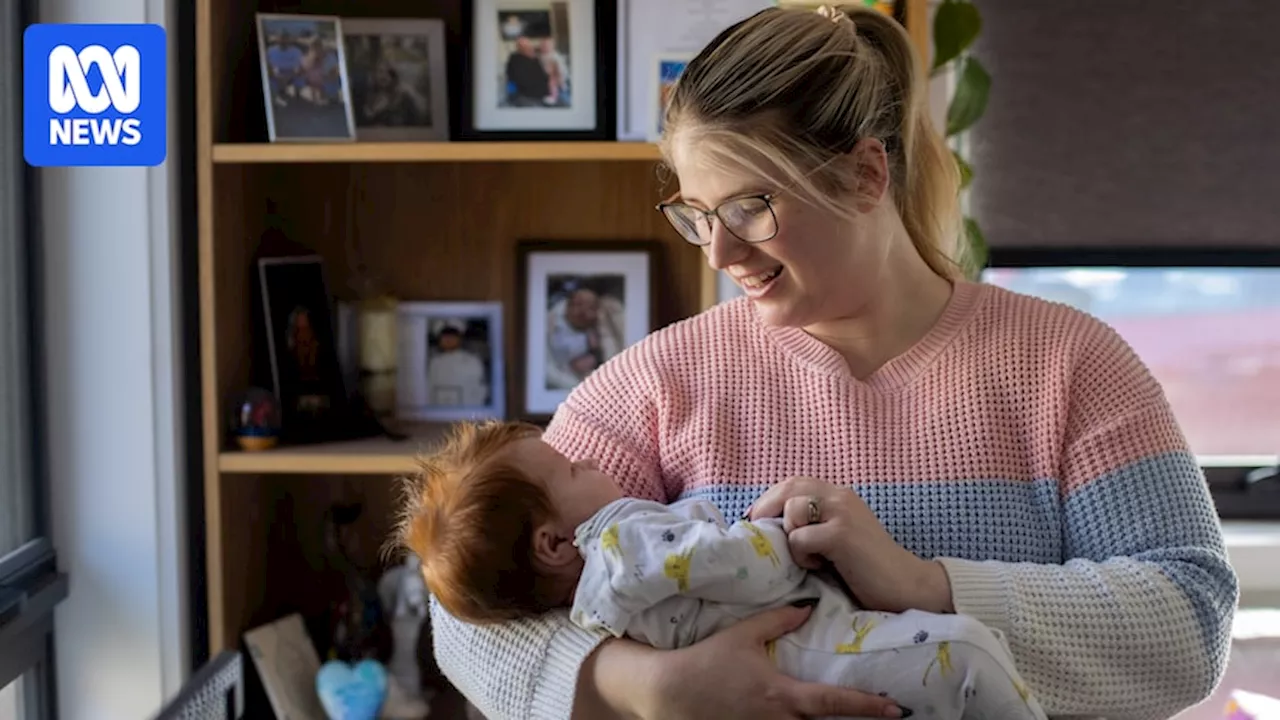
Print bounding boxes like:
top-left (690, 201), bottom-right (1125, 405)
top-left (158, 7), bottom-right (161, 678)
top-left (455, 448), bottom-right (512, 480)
top-left (759, 279), bottom-right (985, 392)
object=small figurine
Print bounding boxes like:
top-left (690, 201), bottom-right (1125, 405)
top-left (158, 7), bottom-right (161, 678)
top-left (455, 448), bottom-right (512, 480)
top-left (229, 387), bottom-right (282, 451)
top-left (377, 553), bottom-right (433, 718)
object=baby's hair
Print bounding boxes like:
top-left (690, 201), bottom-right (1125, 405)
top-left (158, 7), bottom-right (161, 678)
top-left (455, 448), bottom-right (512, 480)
top-left (391, 419), bottom-right (564, 623)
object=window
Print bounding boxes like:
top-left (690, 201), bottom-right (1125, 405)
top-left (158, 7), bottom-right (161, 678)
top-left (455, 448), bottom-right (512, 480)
top-left (983, 248), bottom-right (1280, 520)
top-left (0, 1), bottom-right (67, 717)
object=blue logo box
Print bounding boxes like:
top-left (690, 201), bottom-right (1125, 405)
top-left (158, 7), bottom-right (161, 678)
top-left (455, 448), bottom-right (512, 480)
top-left (23, 23), bottom-right (167, 167)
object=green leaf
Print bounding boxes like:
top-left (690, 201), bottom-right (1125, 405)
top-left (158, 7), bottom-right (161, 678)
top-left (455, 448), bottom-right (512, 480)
top-left (946, 56), bottom-right (991, 137)
top-left (963, 216), bottom-right (988, 279)
top-left (953, 149), bottom-right (973, 190)
top-left (932, 0), bottom-right (982, 71)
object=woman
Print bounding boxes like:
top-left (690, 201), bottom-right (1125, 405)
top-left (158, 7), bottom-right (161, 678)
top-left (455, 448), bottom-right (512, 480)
top-left (428, 5), bottom-right (1237, 719)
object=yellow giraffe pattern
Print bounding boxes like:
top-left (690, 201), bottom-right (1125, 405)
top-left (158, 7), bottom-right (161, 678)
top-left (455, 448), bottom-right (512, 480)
top-left (740, 522), bottom-right (781, 566)
top-left (765, 638), bottom-right (778, 665)
top-left (922, 641), bottom-right (953, 686)
top-left (834, 616), bottom-right (878, 654)
top-left (599, 524), bottom-right (622, 559)
top-left (663, 547), bottom-right (694, 591)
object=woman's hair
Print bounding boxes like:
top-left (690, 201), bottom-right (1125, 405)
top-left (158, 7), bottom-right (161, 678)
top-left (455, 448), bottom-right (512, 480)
top-left (391, 420), bottom-right (564, 624)
top-left (660, 4), bottom-right (967, 279)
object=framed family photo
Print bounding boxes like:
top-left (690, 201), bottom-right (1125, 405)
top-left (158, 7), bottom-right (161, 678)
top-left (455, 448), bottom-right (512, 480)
top-left (342, 17), bottom-right (450, 142)
top-left (396, 302), bottom-right (505, 422)
top-left (517, 242), bottom-right (655, 419)
top-left (461, 0), bottom-right (615, 140)
top-left (256, 13), bottom-right (357, 142)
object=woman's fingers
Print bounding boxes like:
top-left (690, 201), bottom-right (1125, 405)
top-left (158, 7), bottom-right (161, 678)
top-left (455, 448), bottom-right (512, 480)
top-left (735, 603), bottom-right (815, 645)
top-left (786, 521), bottom-right (842, 568)
top-left (748, 476), bottom-right (826, 520)
top-left (782, 677), bottom-right (910, 719)
top-left (781, 495), bottom-right (813, 533)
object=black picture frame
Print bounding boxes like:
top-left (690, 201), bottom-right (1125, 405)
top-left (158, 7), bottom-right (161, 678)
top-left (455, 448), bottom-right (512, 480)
top-left (458, 0), bottom-right (616, 141)
top-left (515, 239), bottom-right (660, 422)
top-left (255, 255), bottom-right (363, 445)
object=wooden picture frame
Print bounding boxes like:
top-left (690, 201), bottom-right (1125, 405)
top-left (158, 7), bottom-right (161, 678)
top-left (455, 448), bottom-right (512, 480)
top-left (255, 13), bottom-right (357, 142)
top-left (460, 0), bottom-right (616, 140)
top-left (341, 17), bottom-right (451, 142)
top-left (516, 241), bottom-right (656, 420)
top-left (395, 301), bottom-right (506, 422)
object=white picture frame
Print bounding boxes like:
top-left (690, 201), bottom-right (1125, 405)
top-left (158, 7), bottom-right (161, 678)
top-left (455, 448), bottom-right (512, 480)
top-left (520, 244), bottom-right (654, 417)
top-left (256, 13), bottom-right (357, 142)
top-left (651, 52), bottom-right (692, 140)
top-left (341, 17), bottom-right (450, 142)
top-left (471, 0), bottom-right (599, 132)
top-left (395, 301), bottom-right (505, 422)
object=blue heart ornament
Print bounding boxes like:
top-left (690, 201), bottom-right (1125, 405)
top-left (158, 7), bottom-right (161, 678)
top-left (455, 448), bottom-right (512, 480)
top-left (315, 659), bottom-right (388, 720)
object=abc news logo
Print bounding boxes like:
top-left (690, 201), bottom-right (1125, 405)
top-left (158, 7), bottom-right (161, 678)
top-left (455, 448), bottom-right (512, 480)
top-left (23, 24), bottom-right (166, 167)
top-left (47, 44), bottom-right (143, 147)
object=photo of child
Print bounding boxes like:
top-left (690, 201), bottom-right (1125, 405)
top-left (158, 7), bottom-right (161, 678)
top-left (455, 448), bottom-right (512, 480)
top-left (496, 4), bottom-right (572, 108)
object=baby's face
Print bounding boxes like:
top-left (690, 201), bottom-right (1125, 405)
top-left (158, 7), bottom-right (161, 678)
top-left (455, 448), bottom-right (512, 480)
top-left (508, 437), bottom-right (622, 530)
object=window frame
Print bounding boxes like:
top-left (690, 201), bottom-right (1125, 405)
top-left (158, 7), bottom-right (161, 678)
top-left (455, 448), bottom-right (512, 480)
top-left (0, 0), bottom-right (68, 716)
top-left (984, 246), bottom-right (1280, 521)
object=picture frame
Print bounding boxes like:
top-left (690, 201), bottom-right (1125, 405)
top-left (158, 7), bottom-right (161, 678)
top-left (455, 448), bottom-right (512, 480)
top-left (517, 241), bottom-right (656, 419)
top-left (395, 301), bottom-right (506, 422)
top-left (256, 256), bottom-right (354, 443)
top-left (651, 52), bottom-right (692, 140)
top-left (341, 17), bottom-right (451, 142)
top-left (255, 13), bottom-right (357, 142)
top-left (460, 0), bottom-right (616, 140)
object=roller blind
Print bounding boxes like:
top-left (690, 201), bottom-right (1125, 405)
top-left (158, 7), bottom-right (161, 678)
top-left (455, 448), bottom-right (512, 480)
top-left (967, 0), bottom-right (1280, 249)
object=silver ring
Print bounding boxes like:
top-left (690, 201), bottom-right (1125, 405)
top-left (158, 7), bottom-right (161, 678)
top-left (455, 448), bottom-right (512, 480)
top-left (807, 496), bottom-right (821, 525)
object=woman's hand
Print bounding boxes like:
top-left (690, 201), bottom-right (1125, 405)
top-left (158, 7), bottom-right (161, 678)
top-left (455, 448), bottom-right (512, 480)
top-left (748, 476), bottom-right (954, 615)
top-left (587, 604), bottom-right (911, 720)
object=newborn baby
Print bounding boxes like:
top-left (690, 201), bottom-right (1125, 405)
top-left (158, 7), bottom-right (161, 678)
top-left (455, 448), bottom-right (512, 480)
top-left (397, 420), bottom-right (1048, 720)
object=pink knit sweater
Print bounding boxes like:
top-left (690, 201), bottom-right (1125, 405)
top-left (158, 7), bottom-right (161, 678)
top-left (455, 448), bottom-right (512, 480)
top-left (429, 280), bottom-right (1237, 720)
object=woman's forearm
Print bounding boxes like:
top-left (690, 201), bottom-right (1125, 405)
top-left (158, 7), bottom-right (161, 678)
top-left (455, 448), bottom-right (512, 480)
top-left (573, 638), bottom-right (662, 720)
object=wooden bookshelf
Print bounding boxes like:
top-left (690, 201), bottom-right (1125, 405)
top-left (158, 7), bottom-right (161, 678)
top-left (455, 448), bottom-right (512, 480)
top-left (212, 141), bottom-right (663, 164)
top-left (194, 0), bottom-right (931, 703)
top-left (218, 423), bottom-right (447, 475)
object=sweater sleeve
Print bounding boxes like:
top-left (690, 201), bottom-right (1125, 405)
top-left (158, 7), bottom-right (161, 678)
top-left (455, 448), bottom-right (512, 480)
top-left (429, 351), bottom-right (668, 720)
top-left (936, 322), bottom-right (1238, 720)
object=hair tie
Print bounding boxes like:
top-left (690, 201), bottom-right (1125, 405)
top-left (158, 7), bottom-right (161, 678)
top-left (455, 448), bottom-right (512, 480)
top-left (815, 4), bottom-right (857, 33)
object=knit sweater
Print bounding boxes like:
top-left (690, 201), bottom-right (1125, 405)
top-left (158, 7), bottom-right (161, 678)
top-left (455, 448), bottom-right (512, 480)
top-left (429, 279), bottom-right (1238, 720)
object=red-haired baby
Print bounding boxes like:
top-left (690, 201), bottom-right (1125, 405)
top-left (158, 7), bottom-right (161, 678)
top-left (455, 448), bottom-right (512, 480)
top-left (396, 420), bottom-right (1047, 720)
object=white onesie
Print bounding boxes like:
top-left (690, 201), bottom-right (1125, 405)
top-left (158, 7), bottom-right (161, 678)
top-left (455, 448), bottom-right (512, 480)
top-left (570, 497), bottom-right (1048, 720)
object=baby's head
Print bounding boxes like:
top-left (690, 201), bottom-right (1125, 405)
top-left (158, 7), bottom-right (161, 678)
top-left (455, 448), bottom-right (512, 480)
top-left (394, 420), bottom-right (623, 624)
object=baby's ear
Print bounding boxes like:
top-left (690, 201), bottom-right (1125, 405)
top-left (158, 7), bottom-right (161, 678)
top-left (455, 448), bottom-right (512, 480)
top-left (532, 521), bottom-right (578, 569)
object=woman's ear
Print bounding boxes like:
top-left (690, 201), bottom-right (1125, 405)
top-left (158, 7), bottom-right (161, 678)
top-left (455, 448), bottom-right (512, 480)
top-left (850, 137), bottom-right (891, 210)
top-left (532, 521), bottom-right (579, 569)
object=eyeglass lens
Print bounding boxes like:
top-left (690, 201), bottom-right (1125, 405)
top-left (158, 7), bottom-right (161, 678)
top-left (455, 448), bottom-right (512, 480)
top-left (663, 196), bottom-right (776, 245)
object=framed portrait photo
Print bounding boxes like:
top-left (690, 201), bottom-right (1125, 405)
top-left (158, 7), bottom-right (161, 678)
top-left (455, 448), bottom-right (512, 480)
top-left (461, 0), bottom-right (615, 140)
top-left (396, 301), bottom-right (505, 422)
top-left (255, 13), bottom-right (357, 142)
top-left (341, 17), bottom-right (450, 142)
top-left (651, 52), bottom-right (692, 139)
top-left (256, 256), bottom-right (353, 443)
top-left (517, 242), bottom-right (656, 419)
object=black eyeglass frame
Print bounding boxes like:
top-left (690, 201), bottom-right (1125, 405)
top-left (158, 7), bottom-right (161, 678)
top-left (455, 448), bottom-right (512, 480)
top-left (655, 193), bottom-right (781, 247)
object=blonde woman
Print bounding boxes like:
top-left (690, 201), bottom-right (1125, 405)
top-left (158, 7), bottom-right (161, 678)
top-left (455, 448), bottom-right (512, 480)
top-left (427, 5), bottom-right (1236, 719)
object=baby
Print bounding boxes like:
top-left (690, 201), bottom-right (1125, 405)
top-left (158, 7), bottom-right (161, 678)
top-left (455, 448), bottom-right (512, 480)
top-left (397, 420), bottom-right (1048, 720)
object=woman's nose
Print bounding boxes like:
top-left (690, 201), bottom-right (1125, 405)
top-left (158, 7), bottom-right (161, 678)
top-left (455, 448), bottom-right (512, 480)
top-left (705, 221), bottom-right (744, 271)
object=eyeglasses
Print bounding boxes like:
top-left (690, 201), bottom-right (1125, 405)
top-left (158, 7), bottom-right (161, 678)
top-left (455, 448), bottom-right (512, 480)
top-left (656, 192), bottom-right (780, 247)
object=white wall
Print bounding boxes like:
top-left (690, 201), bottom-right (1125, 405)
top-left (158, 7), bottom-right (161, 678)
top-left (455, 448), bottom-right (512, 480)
top-left (38, 0), bottom-right (188, 718)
